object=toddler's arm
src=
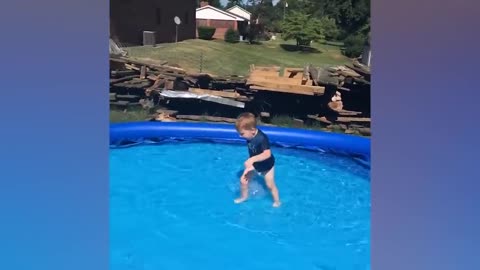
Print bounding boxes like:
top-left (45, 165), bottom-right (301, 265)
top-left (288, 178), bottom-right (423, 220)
top-left (245, 149), bottom-right (272, 167)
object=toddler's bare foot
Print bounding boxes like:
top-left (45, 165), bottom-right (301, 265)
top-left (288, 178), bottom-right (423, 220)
top-left (273, 201), bottom-right (281, 207)
top-left (234, 197), bottom-right (248, 204)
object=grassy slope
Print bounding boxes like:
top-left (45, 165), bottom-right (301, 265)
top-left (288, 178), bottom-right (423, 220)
top-left (125, 39), bottom-right (349, 76)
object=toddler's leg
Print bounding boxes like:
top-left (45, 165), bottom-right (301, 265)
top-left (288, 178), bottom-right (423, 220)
top-left (264, 167), bottom-right (281, 207)
top-left (234, 169), bottom-right (254, 204)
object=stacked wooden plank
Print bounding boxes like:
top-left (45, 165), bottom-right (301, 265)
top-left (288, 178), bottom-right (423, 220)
top-left (246, 65), bottom-right (325, 96)
top-left (110, 58), bottom-right (371, 136)
top-left (309, 61), bottom-right (370, 90)
top-left (147, 109), bottom-right (277, 126)
top-left (305, 60), bottom-right (371, 133)
top-left (110, 56), bottom-right (250, 109)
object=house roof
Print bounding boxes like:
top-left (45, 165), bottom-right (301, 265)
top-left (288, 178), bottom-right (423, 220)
top-left (226, 5), bottom-right (251, 15)
top-left (225, 5), bottom-right (251, 20)
top-left (196, 5), bottom-right (245, 21)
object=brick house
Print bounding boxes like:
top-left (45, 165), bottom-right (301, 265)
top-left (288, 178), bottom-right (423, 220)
top-left (110, 0), bottom-right (196, 45)
top-left (195, 2), bottom-right (250, 40)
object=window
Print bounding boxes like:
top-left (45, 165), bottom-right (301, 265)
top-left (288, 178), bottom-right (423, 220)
top-left (156, 8), bottom-right (162, 24)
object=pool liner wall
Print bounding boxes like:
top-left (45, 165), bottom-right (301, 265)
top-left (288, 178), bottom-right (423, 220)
top-left (110, 122), bottom-right (370, 164)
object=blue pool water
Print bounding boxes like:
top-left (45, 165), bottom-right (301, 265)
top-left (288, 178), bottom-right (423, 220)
top-left (110, 143), bottom-right (370, 270)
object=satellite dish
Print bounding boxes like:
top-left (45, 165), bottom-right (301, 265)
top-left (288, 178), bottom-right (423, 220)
top-left (174, 16), bottom-right (181, 25)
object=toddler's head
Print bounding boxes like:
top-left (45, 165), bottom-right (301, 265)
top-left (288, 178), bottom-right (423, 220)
top-left (235, 112), bottom-right (257, 140)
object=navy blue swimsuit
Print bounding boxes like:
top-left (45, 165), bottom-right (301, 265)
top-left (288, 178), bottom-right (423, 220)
top-left (247, 129), bottom-right (275, 173)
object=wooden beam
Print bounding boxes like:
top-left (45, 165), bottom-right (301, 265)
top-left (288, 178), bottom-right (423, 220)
top-left (308, 114), bottom-right (370, 124)
top-left (147, 75), bottom-right (158, 81)
top-left (283, 67), bottom-right (307, 78)
top-left (109, 75), bottom-right (139, 85)
top-left (110, 70), bottom-right (137, 78)
top-left (116, 94), bottom-right (141, 100)
top-left (353, 77), bottom-right (371, 85)
top-left (307, 115), bottom-right (332, 124)
top-left (293, 118), bottom-right (304, 127)
top-left (176, 115), bottom-right (237, 123)
top-left (165, 80), bottom-right (174, 90)
top-left (188, 88), bottom-right (240, 99)
top-left (145, 78), bottom-right (165, 96)
top-left (346, 65), bottom-right (370, 77)
top-left (156, 109), bottom-right (178, 116)
top-left (339, 69), bottom-right (361, 78)
top-left (146, 74), bottom-right (177, 81)
top-left (110, 100), bottom-right (130, 106)
top-left (337, 109), bottom-right (362, 116)
top-left (248, 74), bottom-right (306, 83)
top-left (125, 63), bottom-right (140, 71)
top-left (247, 80), bottom-right (325, 95)
top-left (249, 75), bottom-right (315, 87)
top-left (249, 86), bottom-right (315, 96)
top-left (352, 59), bottom-right (371, 74)
top-left (336, 117), bottom-right (371, 123)
top-left (140, 66), bottom-right (147, 79)
top-left (284, 67), bottom-right (304, 73)
top-left (308, 64), bottom-right (340, 86)
top-left (302, 65), bottom-right (310, 84)
top-left (110, 56), bottom-right (184, 74)
top-left (113, 80), bottom-right (152, 89)
top-left (357, 127), bottom-right (371, 136)
top-left (337, 86), bottom-right (351, 92)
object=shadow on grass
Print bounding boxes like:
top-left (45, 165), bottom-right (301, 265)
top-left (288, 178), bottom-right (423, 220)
top-left (279, 44), bottom-right (321, 53)
top-left (320, 40), bottom-right (344, 47)
top-left (213, 39), bottom-right (263, 45)
top-left (245, 40), bottom-right (263, 45)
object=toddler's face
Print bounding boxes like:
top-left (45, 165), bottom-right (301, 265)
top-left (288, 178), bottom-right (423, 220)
top-left (237, 128), bottom-right (256, 140)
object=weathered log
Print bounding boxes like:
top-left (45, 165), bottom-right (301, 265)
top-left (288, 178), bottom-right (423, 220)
top-left (116, 94), bottom-right (141, 100)
top-left (110, 75), bottom-right (139, 85)
top-left (336, 117), bottom-right (371, 123)
top-left (145, 78), bottom-right (166, 96)
top-left (308, 65), bottom-right (340, 86)
top-left (113, 80), bottom-right (152, 89)
top-left (111, 70), bottom-right (137, 78)
top-left (156, 109), bottom-right (178, 116)
top-left (125, 63), bottom-right (140, 71)
top-left (110, 56), bottom-right (184, 74)
top-left (176, 115), bottom-right (237, 123)
top-left (357, 127), bottom-right (371, 136)
top-left (293, 118), bottom-right (304, 127)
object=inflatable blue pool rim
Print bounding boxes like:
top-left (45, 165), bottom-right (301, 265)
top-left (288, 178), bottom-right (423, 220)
top-left (110, 121), bottom-right (370, 165)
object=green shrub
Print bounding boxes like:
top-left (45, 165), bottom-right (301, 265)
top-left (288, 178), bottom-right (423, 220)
top-left (319, 16), bottom-right (340, 41)
top-left (224, 28), bottom-right (240, 43)
top-left (343, 34), bottom-right (367, 58)
top-left (198, 26), bottom-right (216, 40)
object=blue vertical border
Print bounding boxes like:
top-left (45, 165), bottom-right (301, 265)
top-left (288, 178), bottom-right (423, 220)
top-left (372, 0), bottom-right (479, 269)
top-left (0, 0), bottom-right (109, 270)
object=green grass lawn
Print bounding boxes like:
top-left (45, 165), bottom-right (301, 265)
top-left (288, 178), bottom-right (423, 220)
top-left (110, 109), bottom-right (153, 123)
top-left (124, 39), bottom-right (350, 76)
